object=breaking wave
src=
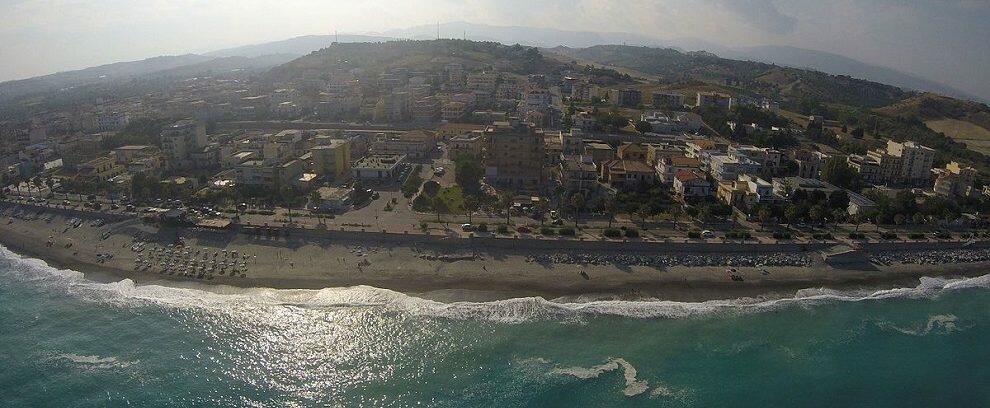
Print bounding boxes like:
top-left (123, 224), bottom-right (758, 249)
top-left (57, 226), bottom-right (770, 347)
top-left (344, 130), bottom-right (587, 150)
top-left (1, 245), bottom-right (988, 323)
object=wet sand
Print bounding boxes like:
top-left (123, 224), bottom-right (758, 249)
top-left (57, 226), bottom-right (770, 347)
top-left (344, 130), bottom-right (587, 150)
top-left (1, 207), bottom-right (986, 302)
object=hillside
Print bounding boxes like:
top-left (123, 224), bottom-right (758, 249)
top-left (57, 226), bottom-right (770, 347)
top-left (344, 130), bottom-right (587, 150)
top-left (874, 94), bottom-right (990, 155)
top-left (206, 34), bottom-right (395, 58)
top-left (0, 54), bottom-right (213, 103)
top-left (267, 40), bottom-right (568, 83)
top-left (548, 45), bottom-right (912, 110)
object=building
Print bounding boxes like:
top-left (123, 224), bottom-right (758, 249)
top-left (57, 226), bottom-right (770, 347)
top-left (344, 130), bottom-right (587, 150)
top-left (640, 111), bottom-right (704, 133)
top-left (728, 145), bottom-right (782, 177)
top-left (772, 177), bottom-right (840, 198)
top-left (616, 143), bottom-right (648, 162)
top-left (792, 150), bottom-right (830, 179)
top-left (651, 92), bottom-right (684, 109)
top-left (412, 96), bottom-right (441, 123)
top-left (673, 170), bottom-right (710, 199)
top-left (847, 154), bottom-right (884, 184)
top-left (609, 89), bottom-right (642, 108)
top-left (559, 155), bottom-right (599, 193)
top-left (371, 130), bottom-right (434, 160)
top-left (160, 120), bottom-right (207, 169)
top-left (77, 155), bottom-right (124, 182)
top-left (94, 111), bottom-right (129, 132)
top-left (484, 121), bottom-right (546, 191)
top-left (112, 145), bottom-right (158, 165)
top-left (657, 156), bottom-right (702, 184)
top-left (584, 142), bottom-right (615, 164)
top-left (717, 174), bottom-right (776, 209)
top-left (309, 140), bottom-right (352, 181)
top-left (600, 159), bottom-right (655, 189)
top-left (696, 92), bottom-right (733, 110)
top-left (847, 191), bottom-right (877, 216)
top-left (352, 154), bottom-right (406, 181)
top-left (708, 154), bottom-right (761, 181)
top-left (685, 140), bottom-right (727, 161)
top-left (885, 140), bottom-right (936, 183)
top-left (234, 159), bottom-right (303, 190)
top-left (311, 186), bottom-right (353, 213)
top-left (560, 129), bottom-right (586, 155)
top-left (448, 131), bottom-right (485, 160)
top-left (933, 161), bottom-right (978, 198)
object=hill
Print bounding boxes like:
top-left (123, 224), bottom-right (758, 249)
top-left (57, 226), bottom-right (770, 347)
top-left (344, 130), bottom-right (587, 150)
top-left (267, 39), bottom-right (568, 83)
top-left (875, 94), bottom-right (990, 155)
top-left (548, 45), bottom-right (912, 109)
top-left (0, 54), bottom-right (213, 103)
top-left (206, 34), bottom-right (395, 58)
top-left (719, 45), bottom-right (980, 102)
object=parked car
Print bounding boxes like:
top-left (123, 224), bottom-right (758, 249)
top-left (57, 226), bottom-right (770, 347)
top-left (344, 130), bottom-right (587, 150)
top-left (701, 230), bottom-right (715, 238)
top-left (461, 223), bottom-right (474, 231)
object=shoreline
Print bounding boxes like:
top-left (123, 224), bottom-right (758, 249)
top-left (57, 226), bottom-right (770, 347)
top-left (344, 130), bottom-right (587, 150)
top-left (2, 206), bottom-right (988, 302)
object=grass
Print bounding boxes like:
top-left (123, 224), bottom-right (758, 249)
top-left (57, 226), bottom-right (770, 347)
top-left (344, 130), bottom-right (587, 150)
top-left (925, 118), bottom-right (990, 155)
top-left (435, 186), bottom-right (465, 214)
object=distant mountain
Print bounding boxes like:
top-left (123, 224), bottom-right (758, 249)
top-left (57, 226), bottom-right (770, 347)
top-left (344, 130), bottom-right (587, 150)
top-left (550, 45), bottom-right (912, 109)
top-left (0, 54), bottom-right (213, 102)
top-left (718, 45), bottom-right (982, 102)
top-left (383, 21), bottom-right (665, 48)
top-left (384, 22), bottom-right (981, 103)
top-left (206, 34), bottom-right (395, 58)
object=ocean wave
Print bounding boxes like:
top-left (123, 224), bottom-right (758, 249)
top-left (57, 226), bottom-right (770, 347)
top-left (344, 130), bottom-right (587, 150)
top-left (879, 314), bottom-right (961, 336)
top-left (55, 353), bottom-right (136, 369)
top-left (553, 358), bottom-right (650, 397)
top-left (1, 245), bottom-right (988, 323)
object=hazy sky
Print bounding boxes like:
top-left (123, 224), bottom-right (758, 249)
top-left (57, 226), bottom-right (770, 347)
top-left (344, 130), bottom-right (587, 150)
top-left (2, 0), bottom-right (989, 100)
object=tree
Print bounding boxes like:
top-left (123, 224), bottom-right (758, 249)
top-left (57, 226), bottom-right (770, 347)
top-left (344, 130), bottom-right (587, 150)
top-left (757, 206), bottom-right (773, 227)
top-left (569, 193), bottom-right (585, 216)
top-left (463, 195), bottom-right (479, 224)
top-left (820, 157), bottom-right (857, 189)
top-left (537, 200), bottom-right (550, 226)
top-left (454, 155), bottom-right (483, 193)
top-left (634, 120), bottom-right (652, 133)
top-left (826, 190), bottom-right (849, 210)
top-left (601, 198), bottom-right (617, 228)
top-left (809, 205), bottom-right (827, 225)
top-left (433, 196), bottom-right (448, 223)
top-left (785, 205), bottom-right (804, 225)
top-left (894, 213), bottom-right (906, 226)
top-left (498, 191), bottom-right (515, 225)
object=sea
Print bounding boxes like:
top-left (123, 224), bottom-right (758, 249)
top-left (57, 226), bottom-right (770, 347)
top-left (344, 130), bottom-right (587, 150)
top-left (1, 244), bottom-right (988, 407)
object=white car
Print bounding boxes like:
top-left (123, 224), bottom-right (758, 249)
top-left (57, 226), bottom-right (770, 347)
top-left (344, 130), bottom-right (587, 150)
top-left (701, 230), bottom-right (715, 238)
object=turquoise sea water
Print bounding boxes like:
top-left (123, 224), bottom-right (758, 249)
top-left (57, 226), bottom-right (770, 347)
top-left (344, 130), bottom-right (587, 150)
top-left (1, 245), bottom-right (988, 407)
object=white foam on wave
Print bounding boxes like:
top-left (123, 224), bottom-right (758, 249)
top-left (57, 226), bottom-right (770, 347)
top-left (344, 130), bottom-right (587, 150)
top-left (2, 245), bottom-right (988, 323)
top-left (56, 353), bottom-right (135, 369)
top-left (880, 314), bottom-right (961, 336)
top-left (553, 358), bottom-right (650, 396)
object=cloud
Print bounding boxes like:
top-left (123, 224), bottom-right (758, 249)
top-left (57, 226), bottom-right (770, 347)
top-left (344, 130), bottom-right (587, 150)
top-left (709, 0), bottom-right (796, 35)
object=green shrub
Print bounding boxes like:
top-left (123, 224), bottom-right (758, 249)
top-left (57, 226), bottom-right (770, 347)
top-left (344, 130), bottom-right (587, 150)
top-left (559, 227), bottom-right (576, 236)
top-left (688, 231), bottom-right (701, 239)
top-left (812, 233), bottom-right (834, 240)
top-left (476, 223), bottom-right (488, 232)
top-left (848, 232), bottom-right (865, 239)
top-left (540, 226), bottom-right (556, 235)
top-left (908, 233), bottom-right (925, 240)
top-left (603, 228), bottom-right (621, 238)
top-left (624, 228), bottom-right (640, 238)
top-left (772, 232), bottom-right (792, 240)
top-left (497, 224), bottom-right (509, 234)
top-left (880, 232), bottom-right (898, 240)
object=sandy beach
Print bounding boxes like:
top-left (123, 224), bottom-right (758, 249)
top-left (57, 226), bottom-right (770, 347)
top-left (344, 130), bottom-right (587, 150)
top-left (2, 203), bottom-right (987, 302)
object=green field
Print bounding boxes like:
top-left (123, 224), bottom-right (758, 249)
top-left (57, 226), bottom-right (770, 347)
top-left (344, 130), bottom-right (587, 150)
top-left (926, 118), bottom-right (990, 155)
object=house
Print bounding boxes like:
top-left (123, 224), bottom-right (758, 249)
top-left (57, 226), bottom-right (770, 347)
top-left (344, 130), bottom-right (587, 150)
top-left (933, 161), bottom-right (978, 198)
top-left (352, 154), bottom-right (406, 181)
top-left (641, 111), bottom-right (703, 133)
top-left (311, 186), bottom-right (353, 213)
top-left (716, 174), bottom-right (776, 209)
top-left (616, 143), bottom-right (648, 162)
top-left (559, 155), bottom-right (599, 193)
top-left (847, 191), bottom-right (877, 216)
top-left (657, 156), bottom-right (701, 184)
top-left (600, 159), bottom-right (655, 189)
top-left (609, 89), bottom-right (642, 108)
top-left (708, 154), bottom-right (761, 181)
top-left (673, 170), bottom-right (710, 199)
top-left (584, 142), bottom-right (615, 163)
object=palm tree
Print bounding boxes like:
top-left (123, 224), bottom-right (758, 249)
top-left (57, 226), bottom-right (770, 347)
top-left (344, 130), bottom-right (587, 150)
top-left (602, 197), bottom-right (617, 229)
top-left (498, 191), bottom-right (515, 225)
top-left (568, 193), bottom-right (585, 228)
